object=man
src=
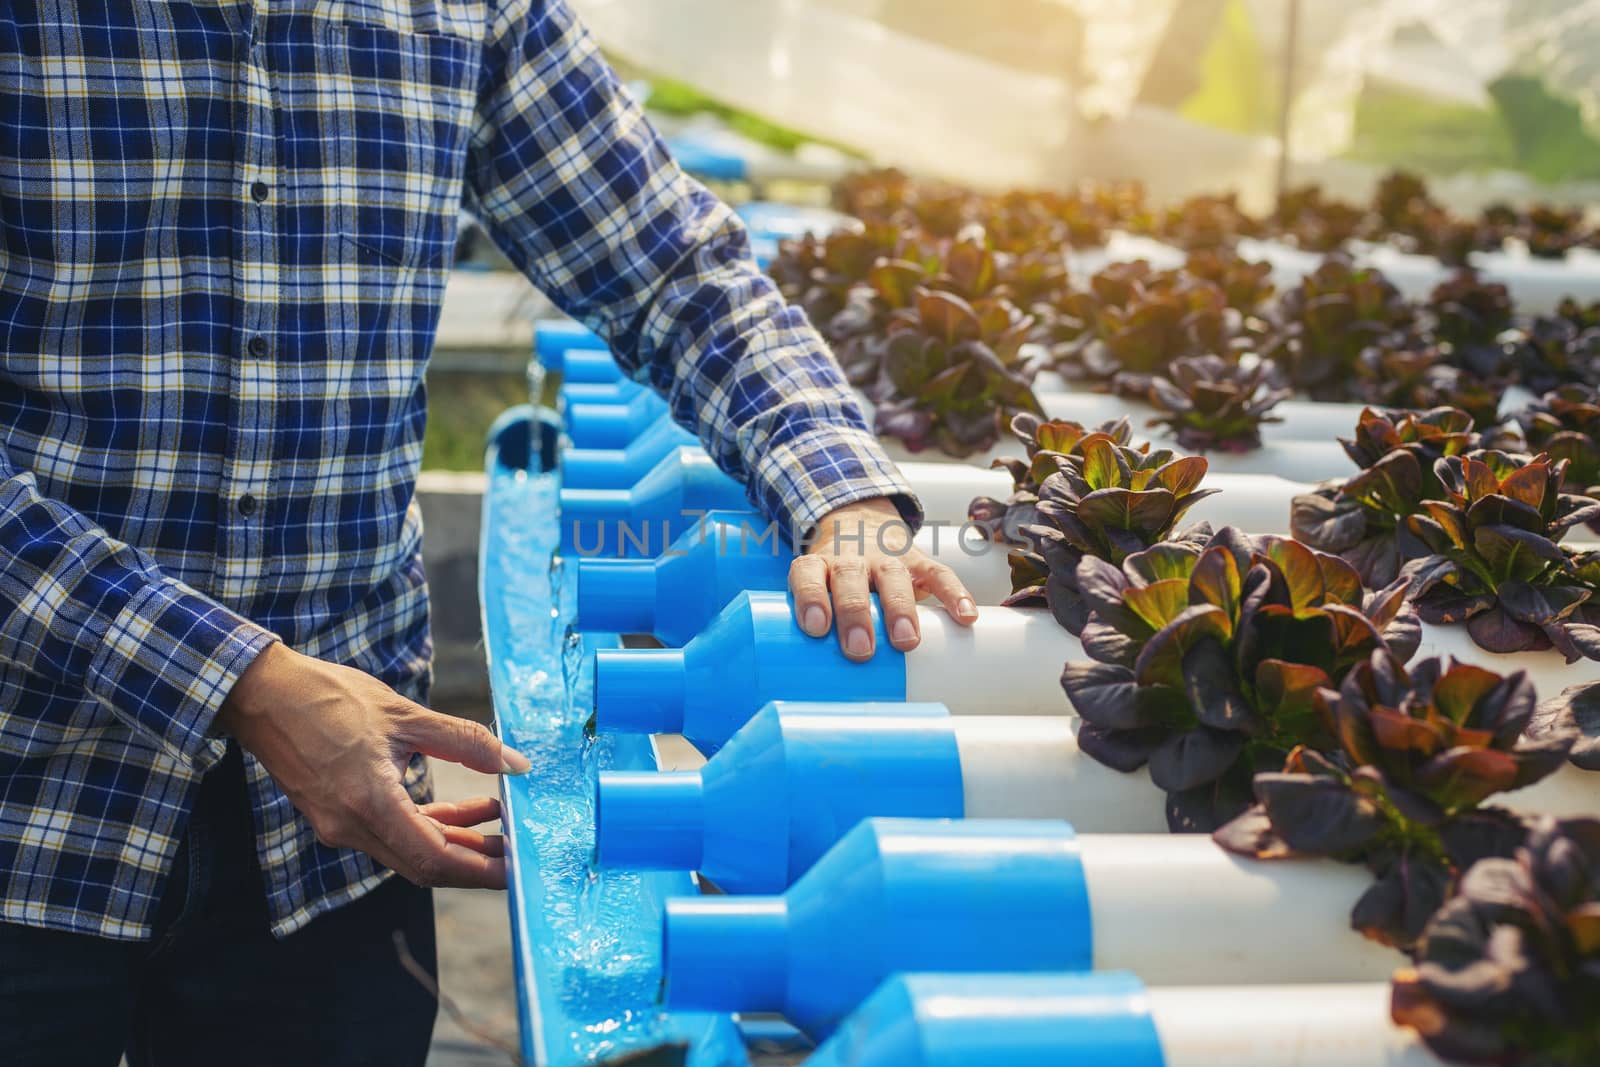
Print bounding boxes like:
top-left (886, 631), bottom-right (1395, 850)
top-left (0, 1), bottom-right (976, 1064)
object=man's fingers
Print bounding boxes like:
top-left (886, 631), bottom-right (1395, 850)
top-left (399, 709), bottom-right (529, 776)
top-left (873, 557), bottom-right (921, 651)
top-left (435, 823), bottom-right (507, 858)
top-left (911, 555), bottom-right (979, 626)
top-left (370, 784), bottom-right (507, 890)
top-left (419, 796), bottom-right (503, 828)
top-left (788, 554), bottom-right (832, 637)
top-left (827, 558), bottom-right (876, 661)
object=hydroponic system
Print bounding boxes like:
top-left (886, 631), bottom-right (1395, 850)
top-left (482, 170), bottom-right (1600, 1067)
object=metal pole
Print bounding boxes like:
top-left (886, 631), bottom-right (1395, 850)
top-left (1275, 0), bottom-right (1302, 211)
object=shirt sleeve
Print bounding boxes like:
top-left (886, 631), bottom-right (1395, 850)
top-left (0, 458), bottom-right (277, 764)
top-left (462, 0), bottom-right (922, 539)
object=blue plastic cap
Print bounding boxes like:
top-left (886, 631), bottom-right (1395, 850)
top-left (593, 648), bottom-right (686, 733)
top-left (560, 349), bottom-right (625, 385)
top-left (664, 896), bottom-right (787, 1012)
top-left (575, 559), bottom-right (656, 634)
top-left (595, 771), bottom-right (705, 870)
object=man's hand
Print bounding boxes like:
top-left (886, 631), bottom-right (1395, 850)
top-left (790, 497), bottom-right (978, 661)
top-left (214, 643), bottom-right (530, 890)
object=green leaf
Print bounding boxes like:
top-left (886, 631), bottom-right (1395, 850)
top-left (1258, 538), bottom-right (1327, 611)
top-left (1074, 487), bottom-right (1178, 536)
top-left (1188, 544), bottom-right (1242, 620)
top-left (1134, 604), bottom-right (1232, 689)
top-left (1123, 578), bottom-right (1192, 632)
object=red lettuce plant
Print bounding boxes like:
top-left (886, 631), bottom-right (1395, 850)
top-left (871, 288), bottom-right (1043, 457)
top-left (967, 412), bottom-right (1140, 545)
top-left (1216, 652), bottom-right (1574, 949)
top-left (1062, 529), bottom-right (1421, 831)
top-left (1391, 816), bottom-right (1600, 1066)
top-left (1528, 683), bottom-right (1600, 774)
top-left (1404, 452), bottom-right (1600, 660)
top-left (1430, 272), bottom-right (1515, 353)
top-left (1143, 354), bottom-right (1289, 454)
top-left (1520, 385), bottom-right (1600, 508)
top-left (1074, 274), bottom-right (1232, 385)
top-left (1268, 257), bottom-right (1414, 400)
top-left (1182, 248), bottom-right (1276, 315)
top-left (1292, 407), bottom-right (1481, 587)
top-left (1352, 343), bottom-right (1504, 429)
top-left (999, 433), bottom-right (1215, 632)
top-left (1505, 315), bottom-right (1600, 396)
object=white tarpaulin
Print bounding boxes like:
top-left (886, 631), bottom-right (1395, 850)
top-left (573, 0), bottom-right (1600, 192)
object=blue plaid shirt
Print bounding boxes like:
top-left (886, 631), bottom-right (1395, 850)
top-left (0, 0), bottom-right (910, 941)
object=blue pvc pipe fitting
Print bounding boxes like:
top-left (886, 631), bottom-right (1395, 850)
top-left (595, 771), bottom-right (705, 871)
top-left (558, 451), bottom-right (748, 557)
top-left (592, 648), bottom-right (687, 733)
top-left (564, 391), bottom-right (669, 449)
top-left (560, 423), bottom-right (700, 490)
top-left (595, 701), bottom-right (962, 892)
top-left (559, 348), bottom-right (626, 385)
top-left (591, 591), bottom-right (905, 750)
top-left (662, 818), bottom-right (1093, 1038)
top-left (575, 509), bottom-right (789, 643)
top-left (559, 380), bottom-right (646, 405)
top-left (807, 972), bottom-right (1164, 1067)
top-left (534, 319), bottom-right (606, 371)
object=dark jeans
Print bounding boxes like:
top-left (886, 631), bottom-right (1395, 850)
top-left (0, 746), bottom-right (438, 1067)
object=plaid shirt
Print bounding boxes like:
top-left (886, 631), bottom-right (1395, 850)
top-left (0, 0), bottom-right (910, 941)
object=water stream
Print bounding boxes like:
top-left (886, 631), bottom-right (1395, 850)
top-left (486, 464), bottom-right (678, 1064)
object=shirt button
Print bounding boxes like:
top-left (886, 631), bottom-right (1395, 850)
top-left (247, 335), bottom-right (268, 358)
top-left (237, 494), bottom-right (259, 518)
top-left (251, 180), bottom-right (270, 202)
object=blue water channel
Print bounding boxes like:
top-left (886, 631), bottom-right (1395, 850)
top-left (479, 412), bottom-right (751, 1066)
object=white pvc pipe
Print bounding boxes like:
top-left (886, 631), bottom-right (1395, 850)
top-left (1504, 763), bottom-right (1599, 819)
top-left (1037, 391), bottom-right (1370, 444)
top-left (1414, 622), bottom-right (1594, 700)
top-left (1194, 439), bottom-right (1355, 481)
top-left (1150, 985), bottom-right (1447, 1067)
top-left (918, 529), bottom-right (1014, 606)
top-left (955, 717), bottom-right (1168, 832)
top-left (897, 461), bottom-right (1012, 526)
top-left (1081, 835), bottom-right (1396, 984)
top-left (1182, 473), bottom-right (1302, 533)
top-left (906, 606), bottom-right (1080, 714)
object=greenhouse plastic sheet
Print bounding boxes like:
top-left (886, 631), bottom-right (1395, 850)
top-left (480, 415), bottom-right (750, 1067)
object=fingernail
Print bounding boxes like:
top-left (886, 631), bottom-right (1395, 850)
top-left (845, 626), bottom-right (872, 658)
top-left (803, 605), bottom-right (828, 636)
top-left (500, 747), bottom-right (532, 776)
top-left (957, 598), bottom-right (977, 618)
top-left (891, 616), bottom-right (917, 647)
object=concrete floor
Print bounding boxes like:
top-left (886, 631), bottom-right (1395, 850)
top-left (427, 758), bottom-right (523, 1067)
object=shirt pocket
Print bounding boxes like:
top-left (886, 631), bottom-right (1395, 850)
top-left (321, 19), bottom-right (478, 271)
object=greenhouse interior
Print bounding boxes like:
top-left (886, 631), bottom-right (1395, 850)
top-left (9, 1), bottom-right (1600, 1066)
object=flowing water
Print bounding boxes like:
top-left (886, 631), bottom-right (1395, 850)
top-left (484, 464), bottom-right (690, 1065)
